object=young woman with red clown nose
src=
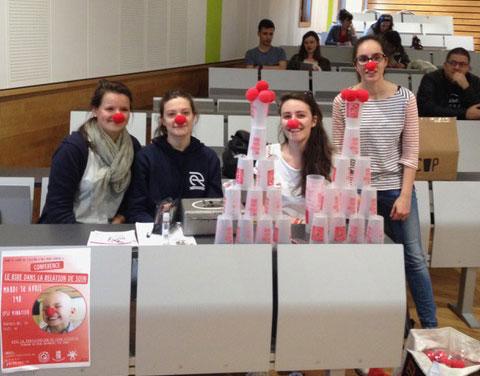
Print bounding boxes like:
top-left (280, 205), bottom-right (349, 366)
top-left (332, 35), bottom-right (438, 328)
top-left (267, 91), bottom-right (333, 222)
top-left (39, 79), bottom-right (141, 224)
top-left (126, 90), bottom-right (222, 223)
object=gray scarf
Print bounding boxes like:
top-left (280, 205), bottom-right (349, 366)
top-left (84, 119), bottom-right (134, 194)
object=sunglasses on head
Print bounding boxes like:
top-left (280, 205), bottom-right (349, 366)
top-left (354, 53), bottom-right (386, 65)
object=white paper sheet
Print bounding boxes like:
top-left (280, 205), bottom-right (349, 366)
top-left (135, 222), bottom-right (196, 246)
top-left (87, 230), bottom-right (138, 246)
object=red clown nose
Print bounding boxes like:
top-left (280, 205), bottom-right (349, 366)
top-left (112, 112), bottom-right (126, 124)
top-left (175, 114), bottom-right (187, 125)
top-left (45, 307), bottom-right (57, 317)
top-left (365, 61), bottom-right (378, 72)
top-left (287, 119), bottom-right (300, 129)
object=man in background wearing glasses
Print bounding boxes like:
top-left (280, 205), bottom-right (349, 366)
top-left (417, 47), bottom-right (480, 119)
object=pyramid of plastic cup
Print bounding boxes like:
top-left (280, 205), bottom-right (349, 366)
top-left (305, 88), bottom-right (384, 244)
top-left (214, 80), bottom-right (291, 245)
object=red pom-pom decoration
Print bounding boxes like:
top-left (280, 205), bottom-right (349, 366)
top-left (45, 307), bottom-right (57, 317)
top-left (245, 87), bottom-right (259, 102)
top-left (112, 112), bottom-right (126, 124)
top-left (259, 89), bottom-right (275, 103)
top-left (450, 359), bottom-right (465, 368)
top-left (425, 350), bottom-right (436, 361)
top-left (341, 89), bottom-right (357, 102)
top-left (256, 80), bottom-right (269, 91)
top-left (175, 114), bottom-right (187, 125)
top-left (356, 89), bottom-right (369, 102)
top-left (365, 61), bottom-right (378, 72)
top-left (287, 119), bottom-right (300, 129)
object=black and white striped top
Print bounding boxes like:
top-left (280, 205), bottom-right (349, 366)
top-left (332, 86), bottom-right (419, 190)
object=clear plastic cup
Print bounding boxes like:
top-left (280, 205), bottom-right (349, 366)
top-left (265, 186), bottom-right (282, 219)
top-left (255, 215), bottom-right (273, 244)
top-left (257, 157), bottom-right (276, 189)
top-left (224, 184), bottom-right (242, 219)
top-left (305, 174), bottom-right (325, 224)
top-left (247, 126), bottom-right (267, 160)
top-left (358, 185), bottom-right (377, 218)
top-left (352, 156), bottom-right (371, 189)
top-left (345, 100), bottom-right (363, 128)
top-left (341, 126), bottom-right (361, 158)
top-left (274, 215), bottom-right (291, 244)
top-left (347, 214), bottom-right (366, 244)
top-left (329, 214), bottom-right (347, 244)
top-left (366, 214), bottom-right (384, 244)
top-left (214, 214), bottom-right (234, 244)
top-left (236, 156), bottom-right (254, 189)
top-left (324, 184), bottom-right (342, 216)
top-left (309, 213), bottom-right (328, 244)
top-left (341, 186), bottom-right (358, 217)
top-left (236, 215), bottom-right (254, 244)
top-left (332, 154), bottom-right (351, 187)
top-left (245, 186), bottom-right (264, 219)
top-left (251, 99), bottom-right (269, 128)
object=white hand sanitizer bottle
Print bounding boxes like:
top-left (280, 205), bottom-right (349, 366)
top-left (162, 212), bottom-right (170, 243)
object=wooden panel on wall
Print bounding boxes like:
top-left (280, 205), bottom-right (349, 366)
top-left (368, 0), bottom-right (480, 51)
top-left (0, 60), bottom-right (242, 168)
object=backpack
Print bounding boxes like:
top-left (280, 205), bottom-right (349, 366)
top-left (222, 130), bottom-right (250, 178)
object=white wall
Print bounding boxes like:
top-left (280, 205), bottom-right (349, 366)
top-left (0, 0), bottom-right (208, 89)
top-left (345, 0), bottom-right (363, 13)
top-left (0, 0), bottom-right (334, 88)
top-left (52, 0), bottom-right (88, 82)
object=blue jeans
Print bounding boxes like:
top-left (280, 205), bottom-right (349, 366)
top-left (377, 189), bottom-right (438, 328)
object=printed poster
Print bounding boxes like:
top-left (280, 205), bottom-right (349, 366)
top-left (1, 248), bottom-right (90, 373)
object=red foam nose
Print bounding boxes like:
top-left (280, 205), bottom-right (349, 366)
top-left (175, 114), bottom-right (187, 125)
top-left (112, 112), bottom-right (126, 124)
top-left (46, 307), bottom-right (57, 317)
top-left (287, 119), bottom-right (300, 129)
top-left (365, 61), bottom-right (378, 72)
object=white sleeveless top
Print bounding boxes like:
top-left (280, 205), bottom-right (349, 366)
top-left (73, 149), bottom-right (125, 223)
top-left (267, 144), bottom-right (305, 221)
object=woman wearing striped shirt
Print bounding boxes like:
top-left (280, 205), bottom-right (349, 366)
top-left (332, 35), bottom-right (437, 328)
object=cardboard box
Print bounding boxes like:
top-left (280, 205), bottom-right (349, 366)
top-left (416, 117), bottom-right (459, 181)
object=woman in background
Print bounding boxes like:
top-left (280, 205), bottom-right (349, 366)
top-left (126, 90), bottom-right (222, 223)
top-left (39, 79), bottom-right (141, 224)
top-left (366, 14), bottom-right (394, 37)
top-left (288, 31), bottom-right (331, 71)
top-left (383, 30), bottom-right (410, 68)
top-left (267, 91), bottom-right (332, 221)
top-left (325, 9), bottom-right (357, 46)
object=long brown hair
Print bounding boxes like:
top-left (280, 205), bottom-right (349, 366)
top-left (279, 92), bottom-right (333, 195)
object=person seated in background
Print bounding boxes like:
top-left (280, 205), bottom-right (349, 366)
top-left (365, 14), bottom-right (393, 37)
top-left (39, 79), bottom-right (141, 224)
top-left (126, 90), bottom-right (222, 223)
top-left (267, 92), bottom-right (332, 222)
top-left (245, 19), bottom-right (287, 70)
top-left (383, 30), bottom-right (410, 68)
top-left (417, 47), bottom-right (480, 119)
top-left (287, 31), bottom-right (331, 71)
top-left (325, 9), bottom-right (357, 46)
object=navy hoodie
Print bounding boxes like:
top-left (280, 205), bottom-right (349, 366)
top-left (126, 136), bottom-right (223, 223)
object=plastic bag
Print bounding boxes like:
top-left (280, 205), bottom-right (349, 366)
top-left (401, 327), bottom-right (480, 376)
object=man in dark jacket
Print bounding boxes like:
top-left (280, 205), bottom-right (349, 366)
top-left (417, 47), bottom-right (480, 119)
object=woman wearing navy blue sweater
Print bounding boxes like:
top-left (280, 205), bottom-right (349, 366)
top-left (126, 90), bottom-right (222, 223)
top-left (39, 80), bottom-right (141, 224)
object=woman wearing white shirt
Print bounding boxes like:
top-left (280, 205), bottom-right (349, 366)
top-left (267, 92), bottom-right (333, 221)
